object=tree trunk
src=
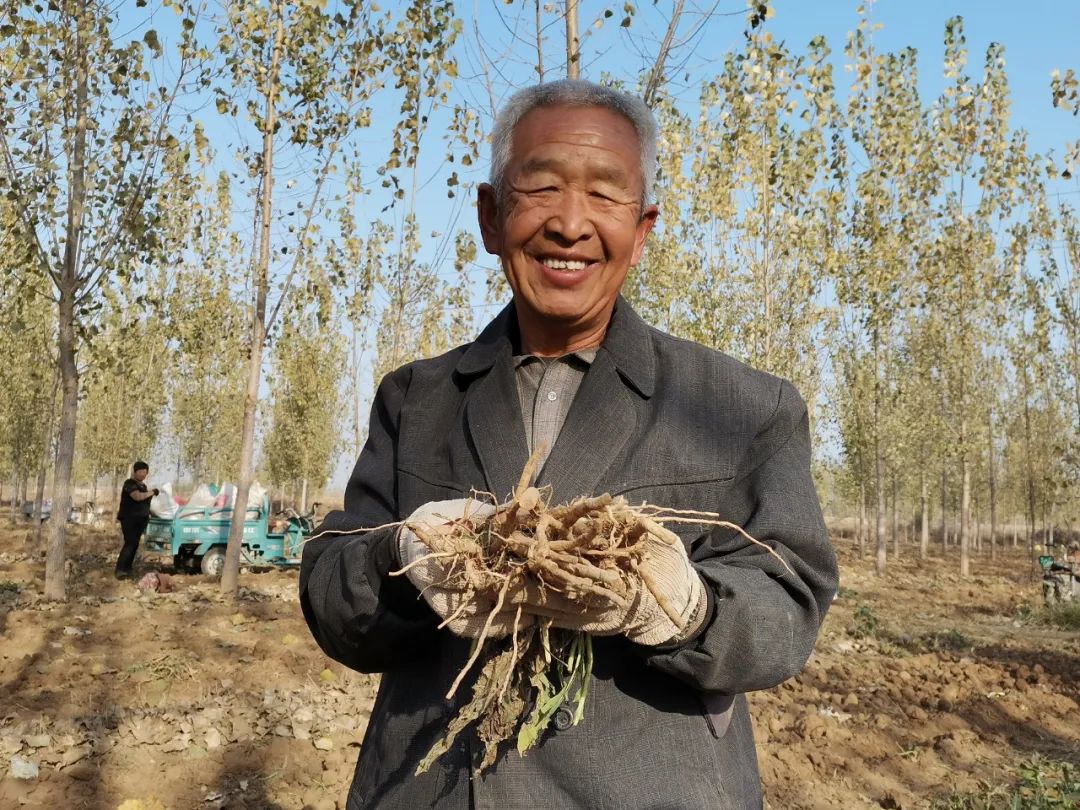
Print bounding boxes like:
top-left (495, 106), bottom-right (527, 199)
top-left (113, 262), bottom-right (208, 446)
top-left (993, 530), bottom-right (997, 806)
top-left (31, 372), bottom-right (60, 553)
top-left (959, 424), bottom-right (971, 578)
top-left (534, 0), bottom-right (544, 83)
top-left (45, 4), bottom-right (91, 601)
top-left (564, 0), bottom-right (580, 79)
top-left (8, 465), bottom-right (18, 524)
top-left (875, 452), bottom-right (886, 576)
top-left (300, 447), bottom-right (309, 512)
top-left (920, 470), bottom-right (929, 559)
top-left (351, 324), bottom-right (363, 459)
top-left (940, 465), bottom-right (947, 554)
top-left (641, 0), bottom-right (685, 107)
top-left (47, 285), bottom-right (80, 601)
top-left (222, 329), bottom-right (265, 593)
top-left (222, 6), bottom-right (284, 597)
top-left (874, 331), bottom-right (886, 576)
top-left (857, 481), bottom-right (866, 556)
top-left (987, 407), bottom-right (997, 560)
top-left (1021, 365), bottom-right (1036, 550)
top-left (891, 473), bottom-right (899, 559)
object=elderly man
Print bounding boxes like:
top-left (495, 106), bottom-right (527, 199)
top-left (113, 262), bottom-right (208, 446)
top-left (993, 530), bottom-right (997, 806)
top-left (301, 80), bottom-right (838, 810)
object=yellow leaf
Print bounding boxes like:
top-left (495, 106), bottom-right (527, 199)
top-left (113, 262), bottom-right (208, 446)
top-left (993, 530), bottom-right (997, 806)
top-left (319, 668), bottom-right (336, 682)
top-left (116, 800), bottom-right (166, 810)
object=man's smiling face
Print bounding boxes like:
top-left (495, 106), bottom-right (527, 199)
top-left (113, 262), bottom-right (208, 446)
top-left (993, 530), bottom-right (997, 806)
top-left (479, 104), bottom-right (658, 352)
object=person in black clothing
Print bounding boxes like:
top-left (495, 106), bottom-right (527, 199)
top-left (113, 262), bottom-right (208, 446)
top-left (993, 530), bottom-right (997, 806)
top-left (115, 461), bottom-right (158, 579)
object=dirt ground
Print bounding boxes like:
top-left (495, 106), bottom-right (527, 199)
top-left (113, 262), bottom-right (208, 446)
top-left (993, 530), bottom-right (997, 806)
top-left (0, 523), bottom-right (1076, 809)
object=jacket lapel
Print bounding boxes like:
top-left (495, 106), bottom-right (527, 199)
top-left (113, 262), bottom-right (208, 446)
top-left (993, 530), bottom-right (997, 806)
top-left (537, 297), bottom-right (655, 503)
top-left (456, 296), bottom-right (656, 506)
top-left (457, 304), bottom-right (530, 503)
top-left (536, 349), bottom-right (637, 503)
top-left (465, 356), bottom-right (531, 503)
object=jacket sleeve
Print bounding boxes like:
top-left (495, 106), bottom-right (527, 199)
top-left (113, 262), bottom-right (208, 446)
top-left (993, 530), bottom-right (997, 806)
top-left (637, 379), bottom-right (838, 694)
top-left (299, 368), bottom-right (439, 674)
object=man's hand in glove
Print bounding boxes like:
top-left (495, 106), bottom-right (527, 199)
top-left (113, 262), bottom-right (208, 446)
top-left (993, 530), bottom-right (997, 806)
top-left (397, 498), bottom-right (522, 640)
top-left (398, 500), bottom-right (709, 647)
top-left (524, 526), bottom-right (709, 647)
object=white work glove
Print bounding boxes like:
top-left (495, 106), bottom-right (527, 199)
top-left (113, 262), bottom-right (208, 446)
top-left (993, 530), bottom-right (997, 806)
top-left (398, 498), bottom-right (523, 639)
top-left (398, 499), bottom-right (707, 646)
top-left (537, 528), bottom-right (707, 647)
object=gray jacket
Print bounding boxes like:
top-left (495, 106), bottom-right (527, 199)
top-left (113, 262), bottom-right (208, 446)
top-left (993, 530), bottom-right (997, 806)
top-left (300, 298), bottom-right (838, 810)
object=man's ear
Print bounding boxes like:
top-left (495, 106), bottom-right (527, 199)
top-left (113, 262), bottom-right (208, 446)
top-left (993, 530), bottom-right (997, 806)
top-left (477, 183), bottom-right (502, 255)
top-left (630, 203), bottom-right (659, 265)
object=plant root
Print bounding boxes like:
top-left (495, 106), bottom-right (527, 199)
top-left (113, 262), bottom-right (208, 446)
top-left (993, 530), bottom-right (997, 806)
top-left (402, 448), bottom-right (771, 775)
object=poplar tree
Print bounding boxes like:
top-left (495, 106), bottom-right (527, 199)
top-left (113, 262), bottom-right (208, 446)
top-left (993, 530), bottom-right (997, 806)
top-left (0, 0), bottom-right (203, 599)
top-left (214, 0), bottom-right (397, 595)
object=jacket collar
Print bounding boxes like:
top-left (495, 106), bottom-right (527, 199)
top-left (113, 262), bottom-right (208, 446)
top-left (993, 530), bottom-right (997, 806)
top-left (454, 294), bottom-right (655, 399)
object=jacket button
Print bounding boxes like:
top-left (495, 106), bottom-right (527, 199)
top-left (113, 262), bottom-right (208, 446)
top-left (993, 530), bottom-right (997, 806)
top-left (553, 705), bottom-right (574, 731)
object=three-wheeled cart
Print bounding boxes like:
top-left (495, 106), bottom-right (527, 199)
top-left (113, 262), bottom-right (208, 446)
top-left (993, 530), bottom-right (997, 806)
top-left (144, 497), bottom-right (308, 576)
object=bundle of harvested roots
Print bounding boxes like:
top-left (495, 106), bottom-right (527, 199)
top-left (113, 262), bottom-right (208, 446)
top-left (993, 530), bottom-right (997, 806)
top-left (395, 455), bottom-right (786, 774)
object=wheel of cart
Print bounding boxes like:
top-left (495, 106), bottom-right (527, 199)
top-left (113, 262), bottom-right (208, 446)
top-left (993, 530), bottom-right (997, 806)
top-left (199, 546), bottom-right (226, 577)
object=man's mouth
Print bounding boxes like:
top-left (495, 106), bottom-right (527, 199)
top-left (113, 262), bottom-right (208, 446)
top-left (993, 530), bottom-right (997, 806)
top-left (537, 256), bottom-right (594, 271)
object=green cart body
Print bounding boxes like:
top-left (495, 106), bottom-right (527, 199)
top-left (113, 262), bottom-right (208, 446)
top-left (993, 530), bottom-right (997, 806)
top-left (144, 496), bottom-right (306, 576)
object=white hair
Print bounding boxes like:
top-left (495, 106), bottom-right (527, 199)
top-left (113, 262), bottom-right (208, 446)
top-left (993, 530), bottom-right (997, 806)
top-left (489, 79), bottom-right (658, 213)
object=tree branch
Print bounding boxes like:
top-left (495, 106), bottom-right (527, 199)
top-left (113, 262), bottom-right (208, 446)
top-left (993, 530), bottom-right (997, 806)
top-left (642, 0), bottom-right (685, 108)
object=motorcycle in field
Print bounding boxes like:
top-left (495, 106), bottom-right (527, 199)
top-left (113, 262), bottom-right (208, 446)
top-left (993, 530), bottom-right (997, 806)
top-left (268, 502), bottom-right (321, 535)
top-left (23, 500), bottom-right (106, 526)
top-left (1038, 551), bottom-right (1079, 606)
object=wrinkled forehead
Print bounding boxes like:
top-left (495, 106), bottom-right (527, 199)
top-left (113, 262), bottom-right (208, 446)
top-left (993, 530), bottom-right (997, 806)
top-left (507, 104), bottom-right (643, 185)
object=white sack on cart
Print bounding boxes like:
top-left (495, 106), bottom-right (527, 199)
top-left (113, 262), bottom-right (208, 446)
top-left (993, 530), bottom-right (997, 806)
top-left (150, 482), bottom-right (178, 519)
top-left (247, 481), bottom-right (266, 519)
top-left (218, 482), bottom-right (237, 507)
top-left (182, 483), bottom-right (216, 517)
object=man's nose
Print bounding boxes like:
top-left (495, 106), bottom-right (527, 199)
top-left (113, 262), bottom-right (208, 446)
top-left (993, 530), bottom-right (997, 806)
top-left (545, 190), bottom-right (594, 243)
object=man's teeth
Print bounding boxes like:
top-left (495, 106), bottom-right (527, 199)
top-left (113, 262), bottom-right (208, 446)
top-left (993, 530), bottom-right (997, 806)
top-left (543, 258), bottom-right (589, 270)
